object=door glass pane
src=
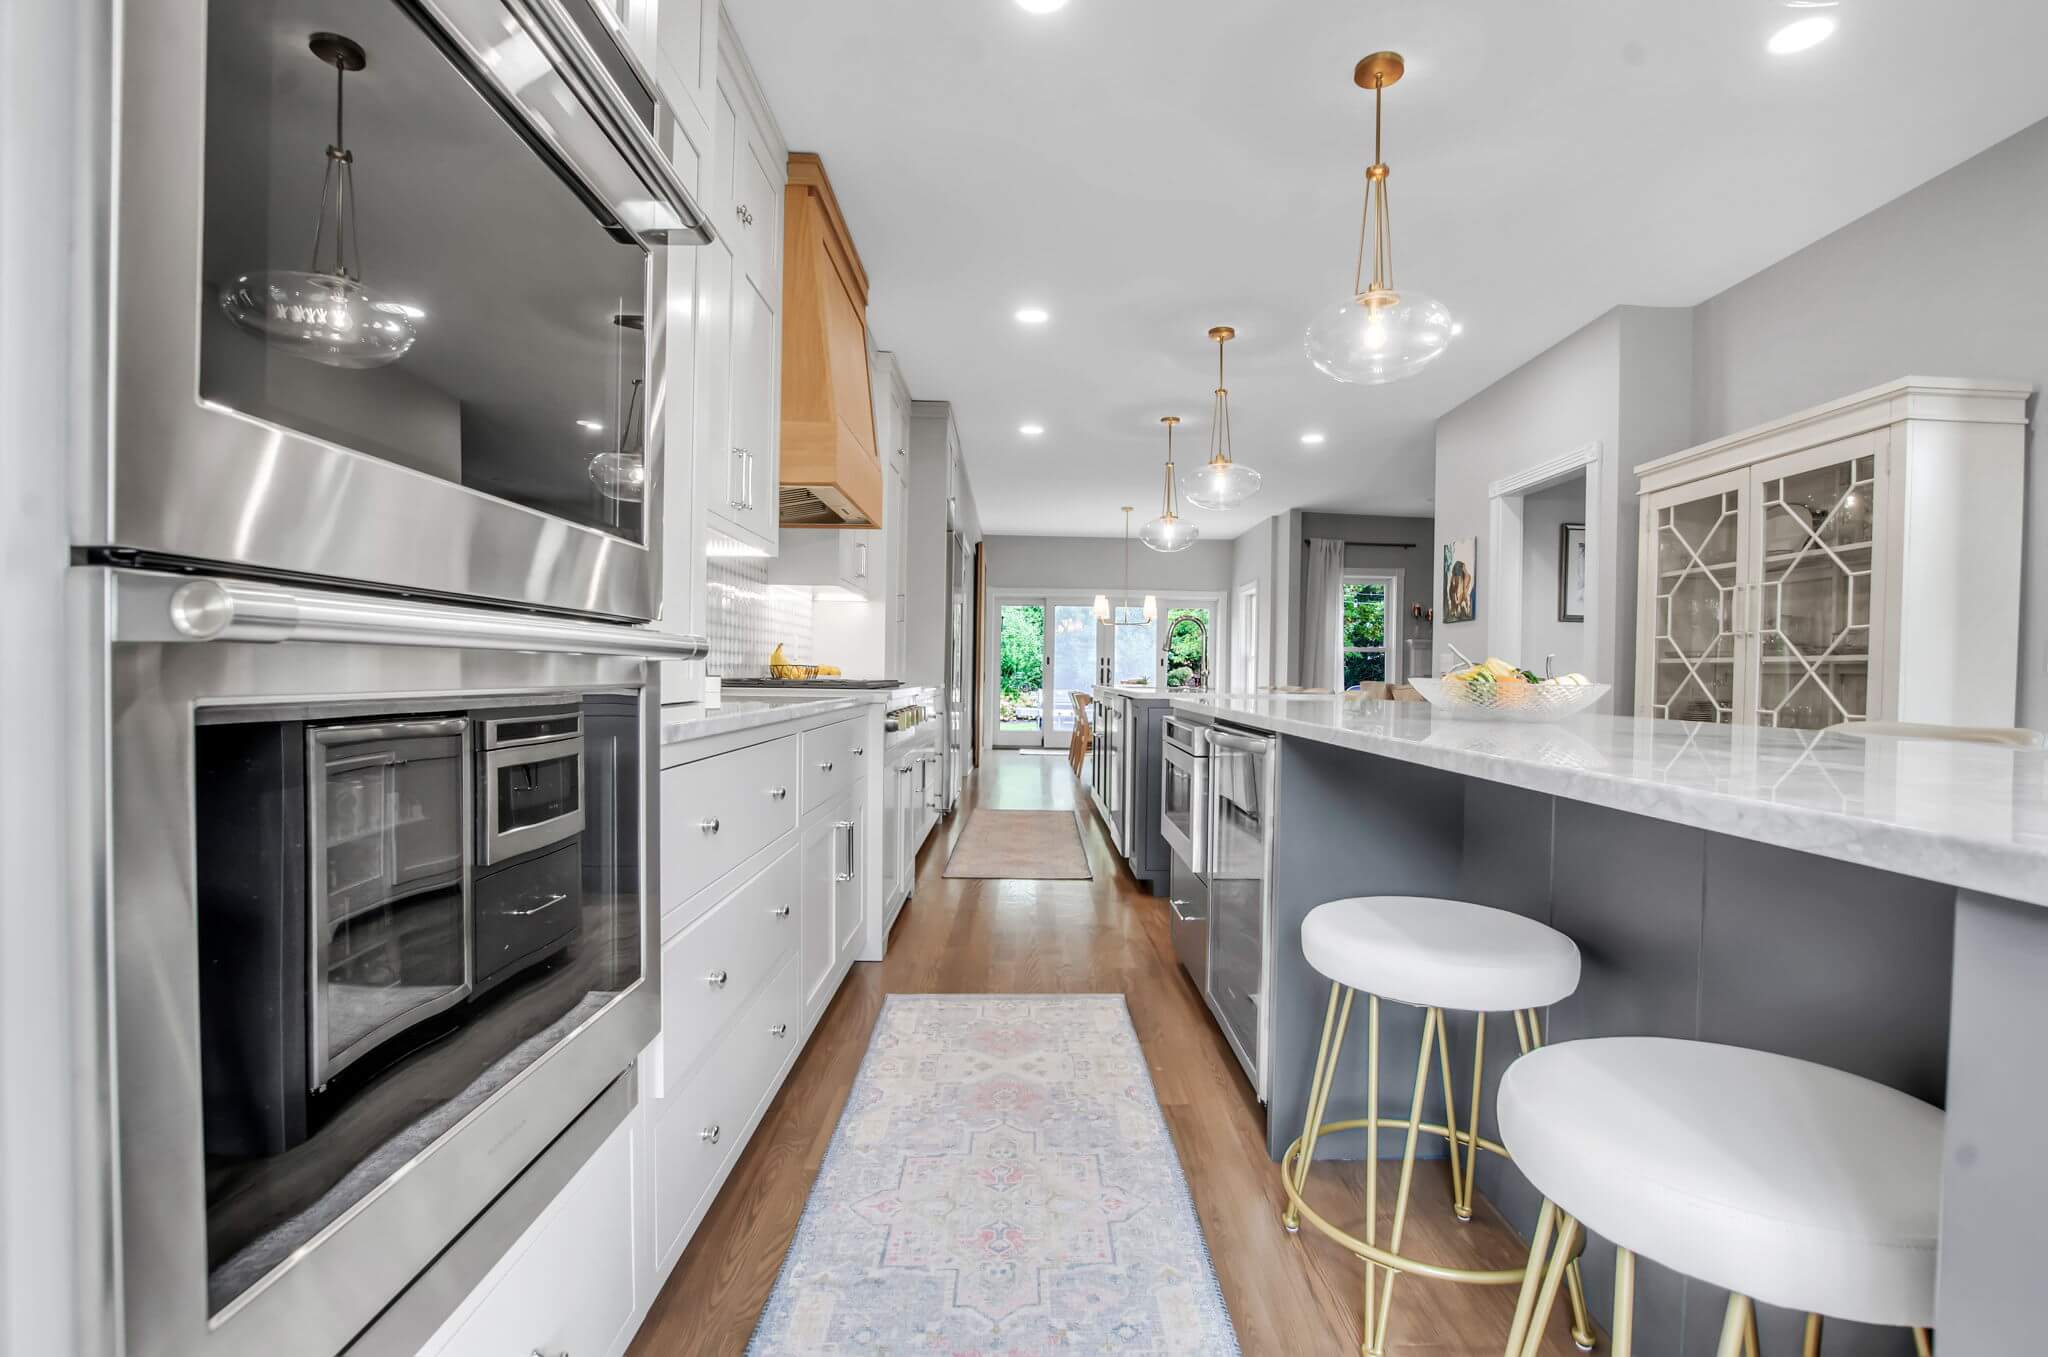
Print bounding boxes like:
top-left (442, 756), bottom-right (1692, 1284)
top-left (1112, 608), bottom-right (1157, 686)
top-left (1754, 455), bottom-right (1876, 729)
top-left (1050, 605), bottom-right (1098, 733)
top-left (998, 605), bottom-right (1045, 737)
top-left (1341, 581), bottom-right (1388, 688)
top-left (1165, 608), bottom-right (1212, 689)
top-left (199, 0), bottom-right (649, 542)
top-left (1651, 488), bottom-right (1740, 722)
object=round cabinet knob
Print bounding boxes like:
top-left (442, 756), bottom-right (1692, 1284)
top-left (820, 760), bottom-right (834, 772)
top-left (699, 817), bottom-right (720, 834)
top-left (769, 1023), bottom-right (789, 1038)
top-left (706, 969), bottom-right (729, 988)
top-left (852, 746), bottom-right (865, 756)
top-left (700, 1124), bottom-right (722, 1145)
top-left (771, 905), bottom-right (791, 918)
top-left (769, 786), bottom-right (788, 800)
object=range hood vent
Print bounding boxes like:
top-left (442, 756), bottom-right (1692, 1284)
top-left (779, 484), bottom-right (874, 528)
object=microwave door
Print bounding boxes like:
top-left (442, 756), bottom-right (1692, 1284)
top-left (104, 0), bottom-right (714, 619)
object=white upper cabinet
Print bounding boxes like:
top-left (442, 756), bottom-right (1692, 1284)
top-left (1634, 378), bottom-right (2030, 730)
top-left (653, 0), bottom-right (718, 150)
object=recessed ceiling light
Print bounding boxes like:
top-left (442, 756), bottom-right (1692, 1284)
top-left (1014, 0), bottom-right (1069, 13)
top-left (576, 418), bottom-right (605, 431)
top-left (1767, 15), bottom-right (1836, 54)
top-left (1300, 432), bottom-right (1326, 446)
top-left (1014, 306), bottom-right (1050, 325)
top-left (1019, 423), bottom-right (1045, 436)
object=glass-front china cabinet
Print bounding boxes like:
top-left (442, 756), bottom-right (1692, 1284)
top-left (1634, 378), bottom-right (2029, 731)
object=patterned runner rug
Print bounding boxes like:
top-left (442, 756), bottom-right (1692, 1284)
top-left (748, 994), bottom-right (1240, 1355)
top-left (943, 810), bottom-right (1093, 880)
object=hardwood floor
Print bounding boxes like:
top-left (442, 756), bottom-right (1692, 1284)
top-left (629, 752), bottom-right (1588, 1356)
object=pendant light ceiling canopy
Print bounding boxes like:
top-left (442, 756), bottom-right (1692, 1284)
top-left (1140, 416), bottom-right (1199, 553)
top-left (1183, 326), bottom-right (1263, 512)
top-left (220, 32), bottom-right (420, 370)
top-left (1095, 507), bottom-right (1158, 624)
top-left (1304, 51), bottom-right (1460, 385)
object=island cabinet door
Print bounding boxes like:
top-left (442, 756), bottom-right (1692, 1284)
top-left (1739, 428), bottom-right (1890, 731)
top-left (1639, 467), bottom-right (1750, 723)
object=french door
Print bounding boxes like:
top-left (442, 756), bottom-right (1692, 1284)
top-left (995, 598), bottom-right (1100, 748)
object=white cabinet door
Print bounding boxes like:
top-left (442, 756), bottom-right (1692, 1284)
top-left (731, 104), bottom-right (781, 306)
top-left (1638, 468), bottom-right (1749, 723)
top-left (834, 800), bottom-right (864, 974)
top-left (883, 757), bottom-right (907, 906)
top-left (730, 272), bottom-right (779, 548)
top-left (798, 807), bottom-right (838, 1025)
top-left (654, 0), bottom-right (718, 147)
top-left (693, 232), bottom-right (743, 544)
top-left (1742, 429), bottom-right (1888, 730)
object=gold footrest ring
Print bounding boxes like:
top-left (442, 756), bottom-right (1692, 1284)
top-left (1279, 1119), bottom-right (1529, 1287)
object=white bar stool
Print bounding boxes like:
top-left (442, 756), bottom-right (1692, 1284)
top-left (1280, 895), bottom-right (1591, 1357)
top-left (1497, 1038), bottom-right (1942, 1357)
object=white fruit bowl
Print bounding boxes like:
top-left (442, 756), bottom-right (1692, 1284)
top-left (1409, 677), bottom-right (1611, 721)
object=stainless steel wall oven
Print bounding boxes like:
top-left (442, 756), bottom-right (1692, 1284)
top-left (93, 0), bottom-right (713, 620)
top-left (97, 572), bottom-right (699, 1357)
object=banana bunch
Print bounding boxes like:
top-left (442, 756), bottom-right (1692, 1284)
top-left (1446, 656), bottom-right (1589, 688)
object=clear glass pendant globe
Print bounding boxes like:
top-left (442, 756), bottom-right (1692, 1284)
top-left (1139, 514), bottom-right (1198, 552)
top-left (1304, 288), bottom-right (1457, 384)
top-left (1183, 459), bottom-right (1263, 511)
top-left (588, 450), bottom-right (647, 502)
top-left (220, 270), bottom-right (419, 370)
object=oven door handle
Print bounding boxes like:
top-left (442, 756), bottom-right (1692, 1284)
top-left (138, 574), bottom-right (709, 659)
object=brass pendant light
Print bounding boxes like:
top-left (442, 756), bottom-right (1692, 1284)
top-left (1095, 507), bottom-right (1158, 624)
top-left (1304, 51), bottom-right (1460, 384)
top-left (1183, 326), bottom-right (1264, 511)
top-left (1140, 416), bottom-right (1198, 553)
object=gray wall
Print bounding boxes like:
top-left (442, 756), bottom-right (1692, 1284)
top-left (1691, 115), bottom-right (2048, 729)
top-left (983, 533), bottom-right (1236, 595)
top-left (1520, 474), bottom-right (1589, 677)
top-left (1230, 516), bottom-right (1275, 688)
top-left (1302, 512), bottom-right (1435, 682)
top-left (1431, 305), bottom-right (1693, 711)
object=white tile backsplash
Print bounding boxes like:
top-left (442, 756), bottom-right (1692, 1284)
top-left (705, 533), bottom-right (814, 676)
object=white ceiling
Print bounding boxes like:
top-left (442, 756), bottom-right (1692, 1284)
top-left (729, 0), bottom-right (2048, 540)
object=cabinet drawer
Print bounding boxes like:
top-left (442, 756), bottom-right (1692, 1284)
top-left (427, 1116), bottom-right (636, 1357)
top-left (661, 734), bottom-right (798, 908)
top-left (660, 845), bottom-right (798, 1090)
top-left (800, 717), bottom-right (864, 815)
top-left (654, 951), bottom-right (800, 1262)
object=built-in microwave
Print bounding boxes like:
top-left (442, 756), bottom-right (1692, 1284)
top-left (96, 570), bottom-right (702, 1357)
top-left (92, 0), bottom-right (715, 621)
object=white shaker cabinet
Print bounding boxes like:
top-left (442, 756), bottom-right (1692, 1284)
top-left (1634, 377), bottom-right (2030, 729)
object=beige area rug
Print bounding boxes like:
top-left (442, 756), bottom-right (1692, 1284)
top-left (943, 810), bottom-right (1093, 880)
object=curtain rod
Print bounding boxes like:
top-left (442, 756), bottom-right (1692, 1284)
top-left (1305, 539), bottom-right (1418, 549)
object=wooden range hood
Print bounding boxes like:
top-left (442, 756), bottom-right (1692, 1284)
top-left (779, 153), bottom-right (882, 528)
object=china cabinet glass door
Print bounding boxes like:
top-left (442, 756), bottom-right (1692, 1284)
top-left (1744, 432), bottom-right (1884, 730)
top-left (1646, 470), bottom-right (1746, 723)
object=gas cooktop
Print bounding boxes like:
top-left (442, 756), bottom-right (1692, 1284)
top-left (729, 677), bottom-right (904, 690)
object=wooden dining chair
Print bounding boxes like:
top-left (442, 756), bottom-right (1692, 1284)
top-left (1068, 692), bottom-right (1094, 776)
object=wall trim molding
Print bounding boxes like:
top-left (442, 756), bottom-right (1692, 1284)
top-left (1488, 440), bottom-right (1603, 499)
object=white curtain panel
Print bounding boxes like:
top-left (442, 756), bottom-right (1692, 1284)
top-left (1301, 538), bottom-right (1345, 690)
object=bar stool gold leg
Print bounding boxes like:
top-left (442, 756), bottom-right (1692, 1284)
top-left (1504, 1199), bottom-right (1560, 1357)
top-left (1365, 1007), bottom-right (1441, 1355)
top-left (1362, 994), bottom-right (1382, 1350)
top-left (1611, 1248), bottom-right (1636, 1357)
top-left (1743, 1300), bottom-right (1761, 1357)
top-left (1802, 1313), bottom-right (1823, 1357)
top-left (1458, 1012), bottom-right (1487, 1221)
top-left (1714, 1294), bottom-right (1755, 1357)
top-left (1285, 983), bottom-right (1352, 1231)
top-left (1514, 1212), bottom-right (1583, 1357)
top-left (1565, 1253), bottom-right (1597, 1350)
top-left (1913, 1328), bottom-right (1933, 1357)
top-left (1434, 1005), bottom-right (1467, 1218)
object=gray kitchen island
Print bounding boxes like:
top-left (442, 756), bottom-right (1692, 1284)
top-left (1169, 692), bottom-right (2047, 1357)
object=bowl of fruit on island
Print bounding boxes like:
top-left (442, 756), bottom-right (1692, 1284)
top-left (1409, 658), bottom-right (1611, 721)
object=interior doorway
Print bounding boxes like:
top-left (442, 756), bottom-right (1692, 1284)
top-left (1486, 442), bottom-right (1602, 680)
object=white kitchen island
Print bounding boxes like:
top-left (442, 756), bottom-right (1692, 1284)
top-left (1170, 693), bottom-right (2047, 1357)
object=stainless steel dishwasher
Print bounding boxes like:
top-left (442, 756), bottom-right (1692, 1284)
top-left (1204, 724), bottom-right (1275, 1100)
top-left (1161, 717), bottom-right (1211, 984)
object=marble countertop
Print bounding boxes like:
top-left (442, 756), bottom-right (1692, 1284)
top-left (660, 696), bottom-right (866, 745)
top-left (1169, 694), bottom-right (2048, 906)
